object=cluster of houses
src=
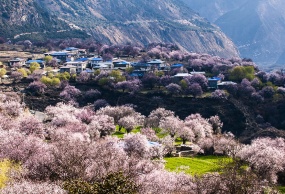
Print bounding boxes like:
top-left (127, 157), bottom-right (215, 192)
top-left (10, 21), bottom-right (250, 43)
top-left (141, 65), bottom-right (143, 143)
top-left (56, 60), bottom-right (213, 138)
top-left (8, 47), bottom-right (236, 89)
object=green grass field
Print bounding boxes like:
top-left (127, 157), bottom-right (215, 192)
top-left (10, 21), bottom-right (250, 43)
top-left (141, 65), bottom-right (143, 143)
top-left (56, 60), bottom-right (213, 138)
top-left (164, 155), bottom-right (232, 176)
top-left (279, 186), bottom-right (285, 193)
top-left (112, 126), bottom-right (141, 138)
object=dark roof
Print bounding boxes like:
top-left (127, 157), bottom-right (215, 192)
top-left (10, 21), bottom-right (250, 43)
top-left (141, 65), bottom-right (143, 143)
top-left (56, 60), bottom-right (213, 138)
top-left (131, 63), bottom-right (151, 67)
top-left (171, 64), bottom-right (183, 68)
top-left (116, 61), bottom-right (129, 65)
top-left (75, 58), bottom-right (89, 62)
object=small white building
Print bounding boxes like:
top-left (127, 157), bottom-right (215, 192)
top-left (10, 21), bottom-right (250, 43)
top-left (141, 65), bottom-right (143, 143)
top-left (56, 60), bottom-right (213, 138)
top-left (147, 59), bottom-right (166, 69)
top-left (113, 59), bottom-right (131, 70)
top-left (9, 58), bottom-right (26, 67)
top-left (59, 65), bottom-right (77, 74)
top-left (93, 61), bottom-right (113, 70)
top-left (90, 57), bottom-right (103, 68)
top-left (190, 71), bottom-right (206, 75)
top-left (64, 61), bottom-right (88, 73)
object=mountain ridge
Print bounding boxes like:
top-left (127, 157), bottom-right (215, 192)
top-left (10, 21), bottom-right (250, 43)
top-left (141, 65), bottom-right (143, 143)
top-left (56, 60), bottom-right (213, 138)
top-left (182, 0), bottom-right (285, 67)
top-left (0, 0), bottom-right (88, 41)
top-left (0, 0), bottom-right (239, 58)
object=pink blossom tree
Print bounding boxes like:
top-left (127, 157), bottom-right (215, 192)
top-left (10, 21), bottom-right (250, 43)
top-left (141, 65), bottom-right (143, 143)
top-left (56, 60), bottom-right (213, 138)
top-left (237, 137), bottom-right (285, 183)
top-left (184, 113), bottom-right (213, 141)
top-left (209, 115), bottom-right (223, 134)
top-left (0, 181), bottom-right (66, 194)
top-left (159, 116), bottom-right (184, 138)
top-left (123, 133), bottom-right (150, 159)
top-left (88, 114), bottom-right (116, 138)
top-left (59, 85), bottom-right (81, 102)
top-left (140, 127), bottom-right (158, 141)
top-left (166, 83), bottom-right (181, 96)
top-left (27, 81), bottom-right (47, 94)
top-left (19, 115), bottom-right (44, 137)
top-left (177, 126), bottom-right (195, 144)
top-left (118, 113), bottom-right (145, 133)
top-left (145, 108), bottom-right (175, 128)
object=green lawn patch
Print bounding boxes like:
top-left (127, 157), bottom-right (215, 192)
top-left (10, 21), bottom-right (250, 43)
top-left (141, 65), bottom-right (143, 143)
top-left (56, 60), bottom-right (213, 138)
top-left (164, 155), bottom-right (232, 176)
top-left (278, 186), bottom-right (285, 193)
top-left (112, 126), bottom-right (141, 138)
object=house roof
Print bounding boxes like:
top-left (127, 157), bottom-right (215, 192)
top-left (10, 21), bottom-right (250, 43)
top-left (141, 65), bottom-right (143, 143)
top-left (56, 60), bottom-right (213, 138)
top-left (147, 59), bottom-right (164, 64)
top-left (208, 77), bottom-right (221, 81)
top-left (60, 65), bottom-right (77, 69)
top-left (131, 63), bottom-right (151, 67)
top-left (171, 63), bottom-right (183, 68)
top-left (50, 52), bottom-right (69, 56)
top-left (65, 61), bottom-right (87, 64)
top-left (26, 60), bottom-right (45, 64)
top-left (90, 57), bottom-right (103, 61)
top-left (218, 81), bottom-right (237, 85)
top-left (116, 61), bottom-right (129, 65)
top-left (113, 59), bottom-right (125, 63)
top-left (173, 73), bottom-right (192, 77)
top-left (65, 47), bottom-right (78, 51)
top-left (75, 58), bottom-right (89, 62)
top-left (190, 71), bottom-right (206, 75)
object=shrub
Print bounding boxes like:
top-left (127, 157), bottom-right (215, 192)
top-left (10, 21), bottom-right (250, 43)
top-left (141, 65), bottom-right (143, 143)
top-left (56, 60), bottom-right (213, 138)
top-left (17, 68), bottom-right (28, 77)
top-left (29, 62), bottom-right (40, 73)
top-left (27, 81), bottom-right (47, 94)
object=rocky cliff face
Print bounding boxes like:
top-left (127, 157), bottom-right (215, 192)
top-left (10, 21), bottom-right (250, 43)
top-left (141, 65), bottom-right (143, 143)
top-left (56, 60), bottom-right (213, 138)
top-left (1, 0), bottom-right (239, 58)
top-left (183, 0), bottom-right (285, 68)
top-left (0, 0), bottom-right (87, 40)
top-left (216, 0), bottom-right (285, 67)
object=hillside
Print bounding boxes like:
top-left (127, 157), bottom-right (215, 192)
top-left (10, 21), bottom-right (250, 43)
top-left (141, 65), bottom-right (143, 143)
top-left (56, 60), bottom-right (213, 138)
top-left (182, 0), bottom-right (285, 68)
top-left (1, 0), bottom-right (239, 58)
top-left (0, 0), bottom-right (88, 41)
top-left (180, 0), bottom-right (248, 22)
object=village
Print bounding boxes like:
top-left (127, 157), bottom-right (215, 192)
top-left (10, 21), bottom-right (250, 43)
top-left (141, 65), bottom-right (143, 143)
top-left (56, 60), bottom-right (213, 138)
top-left (5, 46), bottom-right (237, 89)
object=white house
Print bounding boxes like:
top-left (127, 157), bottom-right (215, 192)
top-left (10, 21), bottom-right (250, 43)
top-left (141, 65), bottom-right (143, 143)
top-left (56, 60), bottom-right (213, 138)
top-left (147, 59), bottom-right (166, 69)
top-left (90, 57), bottom-right (103, 68)
top-left (113, 59), bottom-right (131, 70)
top-left (64, 61), bottom-right (88, 73)
top-left (59, 65), bottom-right (77, 74)
top-left (9, 58), bottom-right (26, 67)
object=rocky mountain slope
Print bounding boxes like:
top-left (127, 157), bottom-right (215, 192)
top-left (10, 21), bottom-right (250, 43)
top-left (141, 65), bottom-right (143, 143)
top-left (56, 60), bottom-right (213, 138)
top-left (183, 0), bottom-right (285, 67)
top-left (0, 0), bottom-right (88, 41)
top-left (1, 0), bottom-right (239, 58)
top-left (180, 0), bottom-right (248, 22)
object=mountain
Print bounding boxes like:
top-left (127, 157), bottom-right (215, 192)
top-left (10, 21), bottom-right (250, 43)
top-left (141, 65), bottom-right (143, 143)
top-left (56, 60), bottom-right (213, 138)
top-left (0, 0), bottom-right (88, 41)
top-left (180, 0), bottom-right (248, 22)
top-left (182, 0), bottom-right (285, 67)
top-left (1, 0), bottom-right (239, 58)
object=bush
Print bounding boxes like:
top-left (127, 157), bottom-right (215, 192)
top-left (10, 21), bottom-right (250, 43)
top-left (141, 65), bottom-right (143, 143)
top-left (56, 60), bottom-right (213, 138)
top-left (27, 81), bottom-right (47, 94)
top-left (29, 62), bottom-right (40, 73)
top-left (63, 172), bottom-right (138, 194)
top-left (41, 76), bottom-right (60, 87)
